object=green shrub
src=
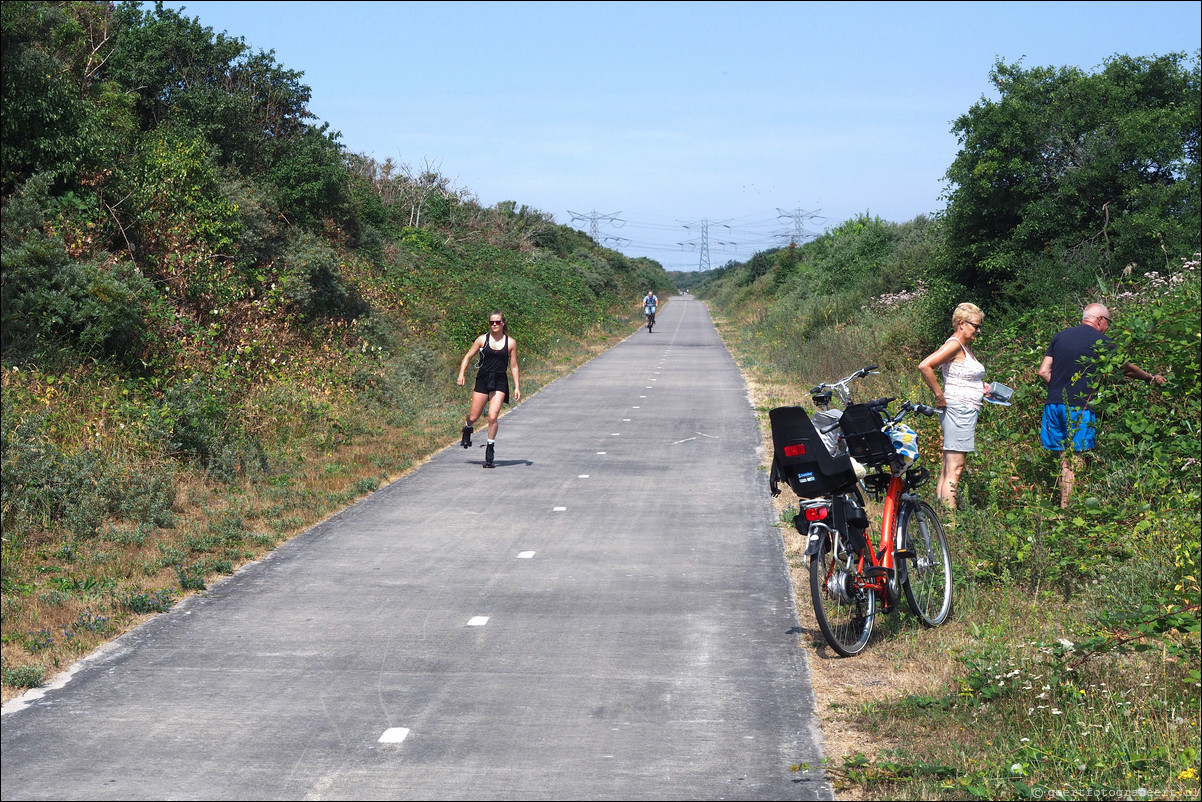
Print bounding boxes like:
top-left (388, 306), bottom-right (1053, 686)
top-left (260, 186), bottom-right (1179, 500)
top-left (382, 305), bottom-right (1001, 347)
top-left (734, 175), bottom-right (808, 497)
top-left (37, 590), bottom-right (69, 606)
top-left (175, 565), bottom-right (206, 591)
top-left (122, 589), bottom-right (175, 614)
top-left (278, 231), bottom-right (368, 320)
top-left (69, 610), bottom-right (113, 636)
top-left (2, 663), bottom-right (46, 689)
top-left (268, 124), bottom-right (349, 228)
top-left (22, 629), bottom-right (54, 653)
top-left (160, 376), bottom-right (268, 482)
top-left (1, 408), bottom-right (103, 539)
top-left (128, 131), bottom-right (244, 305)
top-left (1, 180), bottom-right (157, 366)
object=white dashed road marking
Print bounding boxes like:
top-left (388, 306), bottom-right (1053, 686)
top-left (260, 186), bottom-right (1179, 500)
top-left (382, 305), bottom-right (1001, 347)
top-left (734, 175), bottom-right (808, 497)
top-left (379, 727), bottom-right (410, 744)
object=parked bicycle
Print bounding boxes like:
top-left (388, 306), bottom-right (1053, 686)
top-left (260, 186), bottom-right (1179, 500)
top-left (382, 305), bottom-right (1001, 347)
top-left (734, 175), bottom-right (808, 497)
top-left (769, 366), bottom-right (954, 657)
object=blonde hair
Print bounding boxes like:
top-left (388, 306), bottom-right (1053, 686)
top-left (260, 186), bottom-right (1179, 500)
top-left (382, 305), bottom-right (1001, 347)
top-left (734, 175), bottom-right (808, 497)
top-left (952, 302), bottom-right (983, 329)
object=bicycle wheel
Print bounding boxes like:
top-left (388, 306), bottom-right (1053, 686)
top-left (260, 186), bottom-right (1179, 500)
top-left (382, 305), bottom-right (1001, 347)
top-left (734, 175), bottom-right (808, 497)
top-left (899, 500), bottom-right (953, 627)
top-left (809, 527), bottom-right (875, 656)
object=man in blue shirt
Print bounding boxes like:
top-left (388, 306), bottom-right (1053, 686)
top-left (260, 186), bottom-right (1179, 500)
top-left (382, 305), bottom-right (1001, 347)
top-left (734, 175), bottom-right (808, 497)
top-left (642, 291), bottom-right (658, 331)
top-left (1038, 303), bottom-right (1165, 507)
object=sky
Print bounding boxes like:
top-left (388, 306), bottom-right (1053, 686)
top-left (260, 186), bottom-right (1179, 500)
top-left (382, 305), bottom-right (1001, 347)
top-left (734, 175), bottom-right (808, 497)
top-left (156, 1), bottom-right (1201, 271)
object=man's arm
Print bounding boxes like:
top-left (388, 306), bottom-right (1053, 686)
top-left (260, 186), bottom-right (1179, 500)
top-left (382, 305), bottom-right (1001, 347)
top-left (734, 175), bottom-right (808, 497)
top-left (1038, 356), bottom-right (1054, 385)
top-left (1123, 363), bottom-right (1166, 385)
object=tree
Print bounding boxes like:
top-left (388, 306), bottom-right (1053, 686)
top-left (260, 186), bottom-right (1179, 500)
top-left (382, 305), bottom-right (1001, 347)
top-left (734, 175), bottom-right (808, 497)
top-left (268, 123), bottom-right (348, 227)
top-left (1, 1), bottom-right (92, 192)
top-left (941, 53), bottom-right (1201, 302)
top-left (105, 1), bottom-right (313, 175)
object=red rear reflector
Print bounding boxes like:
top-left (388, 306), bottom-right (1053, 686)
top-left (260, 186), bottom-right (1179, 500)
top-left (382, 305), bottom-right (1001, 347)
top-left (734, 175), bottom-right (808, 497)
top-left (804, 506), bottom-right (830, 522)
top-left (783, 444), bottom-right (807, 457)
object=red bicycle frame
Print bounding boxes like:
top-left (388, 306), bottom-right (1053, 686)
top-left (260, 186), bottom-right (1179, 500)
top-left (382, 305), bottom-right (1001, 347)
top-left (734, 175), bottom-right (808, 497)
top-left (855, 473), bottom-right (905, 598)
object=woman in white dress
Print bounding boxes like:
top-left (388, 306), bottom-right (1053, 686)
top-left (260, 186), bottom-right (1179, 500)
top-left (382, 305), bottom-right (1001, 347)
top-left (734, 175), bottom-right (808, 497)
top-left (918, 302), bottom-right (988, 510)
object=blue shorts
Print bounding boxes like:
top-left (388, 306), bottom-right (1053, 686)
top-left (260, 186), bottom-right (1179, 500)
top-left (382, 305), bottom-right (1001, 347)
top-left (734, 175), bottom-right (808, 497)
top-left (1041, 404), bottom-right (1097, 452)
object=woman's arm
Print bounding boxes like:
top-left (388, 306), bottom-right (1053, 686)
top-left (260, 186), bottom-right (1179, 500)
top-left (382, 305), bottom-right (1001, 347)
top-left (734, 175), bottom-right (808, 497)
top-left (457, 337), bottom-right (484, 386)
top-left (918, 340), bottom-right (961, 408)
top-left (508, 339), bottom-right (521, 401)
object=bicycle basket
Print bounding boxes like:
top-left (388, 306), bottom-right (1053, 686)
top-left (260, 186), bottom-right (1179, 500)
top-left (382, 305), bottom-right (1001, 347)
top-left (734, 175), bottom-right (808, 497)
top-left (839, 403), bottom-right (896, 468)
top-left (769, 406), bottom-right (859, 497)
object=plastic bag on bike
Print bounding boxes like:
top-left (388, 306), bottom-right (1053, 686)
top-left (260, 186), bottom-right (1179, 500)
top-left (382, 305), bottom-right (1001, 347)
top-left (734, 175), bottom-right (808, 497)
top-left (886, 423), bottom-right (919, 468)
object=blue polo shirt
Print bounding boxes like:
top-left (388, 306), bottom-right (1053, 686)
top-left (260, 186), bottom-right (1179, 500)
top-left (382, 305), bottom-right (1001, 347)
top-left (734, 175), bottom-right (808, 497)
top-left (1045, 324), bottom-right (1114, 407)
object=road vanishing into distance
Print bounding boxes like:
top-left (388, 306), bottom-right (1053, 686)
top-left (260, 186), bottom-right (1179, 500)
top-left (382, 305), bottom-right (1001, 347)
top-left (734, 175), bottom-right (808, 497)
top-left (1, 297), bottom-right (830, 801)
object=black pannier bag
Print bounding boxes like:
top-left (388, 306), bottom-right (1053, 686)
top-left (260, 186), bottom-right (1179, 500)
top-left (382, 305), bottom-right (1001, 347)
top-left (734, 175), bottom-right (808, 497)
top-left (769, 406), bottom-right (859, 498)
top-left (838, 493), bottom-right (870, 555)
top-left (839, 403), bottom-right (897, 468)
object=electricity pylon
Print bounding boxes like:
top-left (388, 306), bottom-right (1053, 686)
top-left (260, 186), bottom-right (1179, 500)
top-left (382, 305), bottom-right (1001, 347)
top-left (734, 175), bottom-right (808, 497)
top-left (679, 218), bottom-right (733, 271)
top-left (567, 210), bottom-right (624, 243)
top-left (776, 206), bottom-right (824, 246)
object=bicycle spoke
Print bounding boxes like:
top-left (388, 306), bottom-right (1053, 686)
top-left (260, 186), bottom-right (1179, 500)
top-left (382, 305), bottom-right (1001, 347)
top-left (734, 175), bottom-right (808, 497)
top-left (810, 529), bottom-right (875, 656)
top-left (901, 500), bottom-right (953, 627)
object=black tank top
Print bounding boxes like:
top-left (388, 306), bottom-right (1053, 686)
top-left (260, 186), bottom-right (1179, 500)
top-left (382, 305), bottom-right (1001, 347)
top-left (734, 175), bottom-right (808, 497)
top-left (479, 335), bottom-right (509, 374)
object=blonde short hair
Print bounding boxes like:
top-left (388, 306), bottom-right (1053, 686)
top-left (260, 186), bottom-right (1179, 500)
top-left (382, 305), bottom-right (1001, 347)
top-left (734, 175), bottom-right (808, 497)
top-left (952, 302), bottom-right (983, 329)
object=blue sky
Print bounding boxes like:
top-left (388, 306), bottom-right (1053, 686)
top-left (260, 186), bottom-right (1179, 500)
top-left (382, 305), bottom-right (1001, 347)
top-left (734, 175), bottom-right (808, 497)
top-left (158, 1), bottom-right (1200, 271)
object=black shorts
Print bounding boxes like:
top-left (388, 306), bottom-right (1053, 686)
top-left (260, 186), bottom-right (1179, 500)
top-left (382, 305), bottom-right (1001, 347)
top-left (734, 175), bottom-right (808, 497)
top-left (473, 371), bottom-right (510, 403)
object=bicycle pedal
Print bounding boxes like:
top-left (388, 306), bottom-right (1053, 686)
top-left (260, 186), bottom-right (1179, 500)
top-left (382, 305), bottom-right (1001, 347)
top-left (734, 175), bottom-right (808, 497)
top-left (863, 566), bottom-right (890, 579)
top-left (895, 548), bottom-right (916, 560)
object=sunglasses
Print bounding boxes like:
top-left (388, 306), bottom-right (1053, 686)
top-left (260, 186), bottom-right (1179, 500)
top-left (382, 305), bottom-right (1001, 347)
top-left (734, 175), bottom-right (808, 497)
top-left (489, 320), bottom-right (504, 325)
top-left (967, 321), bottom-right (982, 330)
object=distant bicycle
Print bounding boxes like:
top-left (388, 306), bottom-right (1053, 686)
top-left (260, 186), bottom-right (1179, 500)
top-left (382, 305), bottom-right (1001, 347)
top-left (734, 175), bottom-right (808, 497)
top-left (769, 365), bottom-right (953, 657)
top-left (642, 291), bottom-right (658, 333)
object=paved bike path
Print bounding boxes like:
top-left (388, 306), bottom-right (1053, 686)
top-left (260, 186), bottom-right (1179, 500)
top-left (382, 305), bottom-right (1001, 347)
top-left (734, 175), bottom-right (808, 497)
top-left (1, 297), bottom-right (830, 801)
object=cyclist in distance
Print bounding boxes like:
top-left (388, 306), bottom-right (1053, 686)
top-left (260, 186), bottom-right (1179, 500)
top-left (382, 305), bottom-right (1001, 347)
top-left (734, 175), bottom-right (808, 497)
top-left (642, 290), bottom-right (658, 332)
top-left (457, 311), bottom-right (521, 468)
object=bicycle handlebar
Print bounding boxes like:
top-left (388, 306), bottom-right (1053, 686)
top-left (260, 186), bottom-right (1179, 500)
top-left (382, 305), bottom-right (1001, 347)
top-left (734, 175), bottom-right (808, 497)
top-left (883, 400), bottom-right (939, 425)
top-left (808, 365), bottom-right (880, 397)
